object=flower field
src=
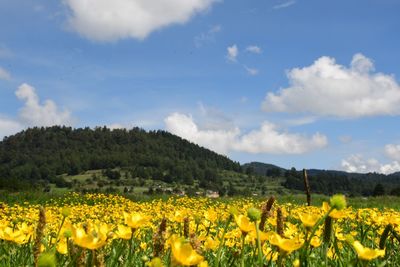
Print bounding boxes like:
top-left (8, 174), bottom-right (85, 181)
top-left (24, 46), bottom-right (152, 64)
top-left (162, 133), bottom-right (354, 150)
top-left (1, 193), bottom-right (399, 266)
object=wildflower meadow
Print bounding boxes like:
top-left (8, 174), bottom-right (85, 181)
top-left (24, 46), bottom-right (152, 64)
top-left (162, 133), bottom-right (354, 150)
top-left (1, 193), bottom-right (399, 266)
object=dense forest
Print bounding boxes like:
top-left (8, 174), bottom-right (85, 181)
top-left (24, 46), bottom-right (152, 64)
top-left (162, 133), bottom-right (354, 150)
top-left (1, 127), bottom-right (400, 196)
top-left (0, 126), bottom-right (240, 191)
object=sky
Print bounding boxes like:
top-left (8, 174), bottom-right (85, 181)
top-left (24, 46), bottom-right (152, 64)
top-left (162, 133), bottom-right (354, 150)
top-left (1, 0), bottom-right (400, 173)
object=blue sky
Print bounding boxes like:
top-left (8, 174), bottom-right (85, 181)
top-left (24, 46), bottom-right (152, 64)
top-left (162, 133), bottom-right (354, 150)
top-left (1, 0), bottom-right (400, 173)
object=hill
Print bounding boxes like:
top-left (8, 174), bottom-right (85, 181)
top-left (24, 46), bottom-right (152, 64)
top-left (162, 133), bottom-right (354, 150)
top-left (0, 126), bottom-right (241, 191)
top-left (1, 126), bottom-right (400, 197)
top-left (242, 162), bottom-right (285, 176)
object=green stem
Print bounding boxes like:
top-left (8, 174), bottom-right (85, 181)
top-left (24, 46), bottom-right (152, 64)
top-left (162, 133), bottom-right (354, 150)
top-left (240, 234), bottom-right (246, 267)
top-left (254, 222), bottom-right (263, 267)
top-left (215, 215), bottom-right (232, 267)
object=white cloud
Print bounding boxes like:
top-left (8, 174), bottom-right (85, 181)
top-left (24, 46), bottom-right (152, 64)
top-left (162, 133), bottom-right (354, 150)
top-left (15, 83), bottom-right (74, 127)
top-left (198, 102), bottom-right (235, 131)
top-left (0, 83), bottom-right (75, 139)
top-left (273, 0), bottom-right (296, 9)
top-left (226, 44), bottom-right (238, 62)
top-left (234, 122), bottom-right (327, 154)
top-left (165, 112), bottom-right (327, 155)
top-left (246, 45), bottom-right (262, 54)
top-left (64, 0), bottom-right (220, 41)
top-left (341, 154), bottom-right (400, 174)
top-left (385, 144), bottom-right (400, 161)
top-left (0, 67), bottom-right (11, 80)
top-left (0, 116), bottom-right (23, 138)
top-left (194, 24), bottom-right (221, 47)
top-left (244, 65), bottom-right (259, 76)
top-left (284, 116), bottom-right (317, 126)
top-left (262, 54), bottom-right (400, 118)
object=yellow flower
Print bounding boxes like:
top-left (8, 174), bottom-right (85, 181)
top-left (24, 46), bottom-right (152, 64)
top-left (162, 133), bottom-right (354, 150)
top-left (72, 223), bottom-right (109, 250)
top-left (322, 202), bottom-right (346, 219)
top-left (115, 224), bottom-right (132, 240)
top-left (140, 242), bottom-right (147, 250)
top-left (249, 229), bottom-right (272, 241)
top-left (146, 257), bottom-right (163, 267)
top-left (204, 237), bottom-right (219, 250)
top-left (310, 236), bottom-right (321, 248)
top-left (0, 225), bottom-right (33, 245)
top-left (268, 232), bottom-right (303, 253)
top-left (56, 239), bottom-right (68, 254)
top-left (234, 214), bottom-right (255, 233)
top-left (263, 245), bottom-right (278, 261)
top-left (353, 241), bottom-right (385, 261)
top-left (298, 213), bottom-right (320, 228)
top-left (170, 235), bottom-right (204, 266)
top-left (124, 212), bottom-right (149, 229)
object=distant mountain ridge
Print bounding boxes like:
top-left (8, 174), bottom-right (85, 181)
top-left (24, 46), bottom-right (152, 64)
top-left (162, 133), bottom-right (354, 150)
top-left (1, 127), bottom-right (399, 196)
top-left (243, 162), bottom-right (400, 196)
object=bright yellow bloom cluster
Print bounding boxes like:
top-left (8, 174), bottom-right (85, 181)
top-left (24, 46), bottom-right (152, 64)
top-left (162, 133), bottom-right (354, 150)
top-left (0, 193), bottom-right (399, 266)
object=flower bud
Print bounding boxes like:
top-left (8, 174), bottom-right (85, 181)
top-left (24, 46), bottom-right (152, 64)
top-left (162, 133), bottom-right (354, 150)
top-left (37, 252), bottom-right (57, 267)
top-left (247, 207), bottom-right (261, 222)
top-left (61, 207), bottom-right (71, 217)
top-left (63, 229), bottom-right (72, 238)
top-left (329, 194), bottom-right (346, 210)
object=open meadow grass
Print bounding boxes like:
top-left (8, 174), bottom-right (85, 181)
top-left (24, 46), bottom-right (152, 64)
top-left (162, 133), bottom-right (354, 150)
top-left (0, 192), bottom-right (399, 266)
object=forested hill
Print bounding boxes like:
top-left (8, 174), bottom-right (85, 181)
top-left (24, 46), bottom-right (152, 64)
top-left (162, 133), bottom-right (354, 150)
top-left (0, 126), bottom-right (241, 190)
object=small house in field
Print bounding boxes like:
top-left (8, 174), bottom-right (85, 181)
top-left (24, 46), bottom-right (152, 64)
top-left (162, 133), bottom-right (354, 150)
top-left (206, 191), bottom-right (219, 198)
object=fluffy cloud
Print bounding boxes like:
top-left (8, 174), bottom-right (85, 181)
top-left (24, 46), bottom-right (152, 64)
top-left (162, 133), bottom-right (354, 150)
top-left (16, 83), bottom-right (74, 126)
top-left (385, 144), bottom-right (400, 161)
top-left (226, 44), bottom-right (238, 62)
top-left (0, 67), bottom-right (11, 80)
top-left (64, 0), bottom-right (220, 41)
top-left (0, 116), bottom-right (23, 138)
top-left (0, 83), bottom-right (74, 139)
top-left (341, 154), bottom-right (400, 174)
top-left (165, 112), bottom-right (327, 155)
top-left (262, 54), bottom-right (400, 118)
top-left (246, 45), bottom-right (262, 54)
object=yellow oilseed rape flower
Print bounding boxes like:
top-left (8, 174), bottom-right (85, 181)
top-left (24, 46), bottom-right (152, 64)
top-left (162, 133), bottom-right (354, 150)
top-left (123, 212), bottom-right (149, 229)
top-left (353, 241), bottom-right (385, 261)
top-left (170, 235), bottom-right (204, 266)
top-left (268, 232), bottom-right (303, 253)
